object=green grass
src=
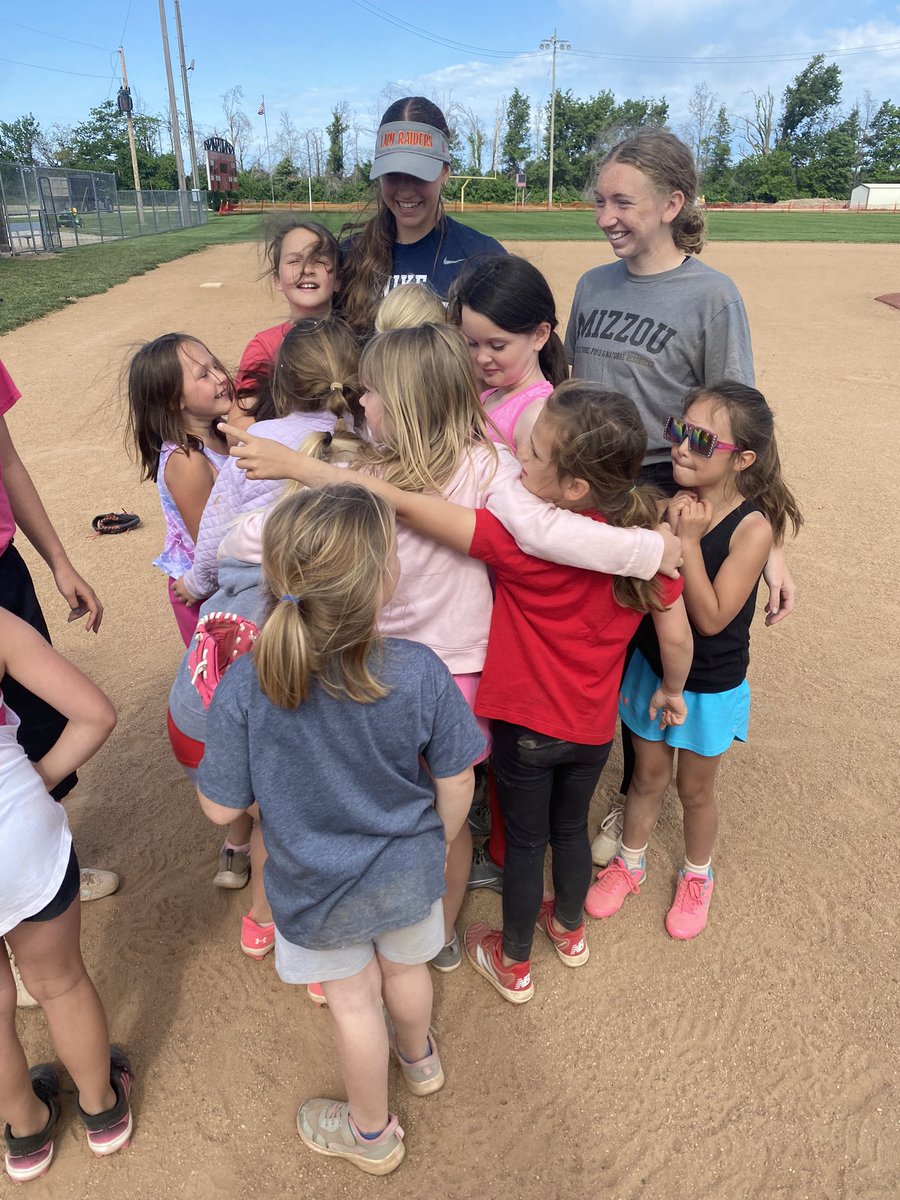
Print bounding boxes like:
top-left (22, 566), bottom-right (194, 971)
top-left (0, 215), bottom-right (264, 334)
top-left (2, 205), bottom-right (899, 334)
top-left (448, 208), bottom-right (900, 243)
top-left (705, 211), bottom-right (900, 243)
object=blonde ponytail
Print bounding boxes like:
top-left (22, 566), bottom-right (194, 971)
top-left (254, 486), bottom-right (395, 708)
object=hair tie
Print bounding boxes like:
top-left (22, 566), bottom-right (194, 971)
top-left (329, 381), bottom-right (343, 392)
top-left (322, 431), bottom-right (333, 446)
top-left (280, 594), bottom-right (300, 605)
top-left (627, 484), bottom-right (637, 494)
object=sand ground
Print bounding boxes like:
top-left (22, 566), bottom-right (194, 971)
top-left (0, 236), bottom-right (898, 1199)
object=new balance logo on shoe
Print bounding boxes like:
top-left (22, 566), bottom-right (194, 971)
top-left (571, 939), bottom-right (585, 954)
top-left (514, 973), bottom-right (532, 990)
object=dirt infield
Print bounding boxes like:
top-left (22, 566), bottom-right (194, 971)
top-left (1, 238), bottom-right (897, 1199)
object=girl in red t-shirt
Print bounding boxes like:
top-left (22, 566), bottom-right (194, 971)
top-left (230, 220), bottom-right (341, 431)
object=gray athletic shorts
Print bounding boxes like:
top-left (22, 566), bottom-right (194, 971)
top-left (274, 899), bottom-right (445, 985)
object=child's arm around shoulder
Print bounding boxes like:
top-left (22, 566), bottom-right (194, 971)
top-left (485, 473), bottom-right (682, 579)
top-left (220, 421), bottom-right (476, 554)
top-left (0, 610), bottom-right (115, 789)
top-left (669, 498), bottom-right (773, 636)
top-left (164, 445), bottom-right (219, 543)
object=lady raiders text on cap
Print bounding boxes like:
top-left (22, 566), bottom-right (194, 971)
top-left (370, 121), bottom-right (451, 182)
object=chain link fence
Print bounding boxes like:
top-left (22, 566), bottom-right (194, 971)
top-left (0, 163), bottom-right (208, 253)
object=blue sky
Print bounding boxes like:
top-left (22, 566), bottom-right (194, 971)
top-left (3, 0), bottom-right (900, 168)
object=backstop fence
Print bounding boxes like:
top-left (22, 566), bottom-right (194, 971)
top-left (0, 163), bottom-right (208, 254)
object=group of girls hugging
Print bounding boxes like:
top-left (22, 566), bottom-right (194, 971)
top-left (2, 104), bottom-right (802, 1182)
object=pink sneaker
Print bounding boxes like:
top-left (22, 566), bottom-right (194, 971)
top-left (307, 983), bottom-right (327, 1006)
top-left (665, 870), bottom-right (714, 940)
top-left (464, 923), bottom-right (534, 1004)
top-left (584, 855), bottom-right (645, 919)
top-left (240, 914), bottom-right (275, 959)
top-left (535, 897), bottom-right (589, 967)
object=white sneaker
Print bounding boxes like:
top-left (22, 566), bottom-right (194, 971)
top-left (591, 799), bottom-right (625, 867)
top-left (79, 868), bottom-right (119, 903)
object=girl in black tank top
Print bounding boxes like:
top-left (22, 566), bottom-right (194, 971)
top-left (586, 381), bottom-right (802, 941)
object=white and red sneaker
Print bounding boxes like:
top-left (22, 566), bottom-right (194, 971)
top-left (535, 897), bottom-right (590, 967)
top-left (464, 923), bottom-right (534, 1004)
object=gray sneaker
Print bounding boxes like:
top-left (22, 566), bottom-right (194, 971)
top-left (213, 845), bottom-right (250, 889)
top-left (430, 932), bottom-right (461, 973)
top-left (467, 844), bottom-right (503, 893)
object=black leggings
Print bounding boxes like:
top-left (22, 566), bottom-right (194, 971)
top-left (491, 721), bottom-right (611, 962)
top-left (0, 543), bottom-right (76, 801)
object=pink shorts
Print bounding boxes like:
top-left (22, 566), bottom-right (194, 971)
top-left (453, 673), bottom-right (491, 764)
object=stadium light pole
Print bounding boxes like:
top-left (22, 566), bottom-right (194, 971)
top-left (539, 30), bottom-right (570, 212)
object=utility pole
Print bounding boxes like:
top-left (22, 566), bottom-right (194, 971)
top-left (539, 29), bottom-right (571, 212)
top-left (173, 0), bottom-right (199, 189)
top-left (259, 97), bottom-right (275, 205)
top-left (117, 47), bottom-right (144, 229)
top-left (157, 0), bottom-right (188, 220)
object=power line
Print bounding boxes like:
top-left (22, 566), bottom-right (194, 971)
top-left (118, 0), bottom-right (135, 49)
top-left (0, 17), bottom-right (113, 53)
top-left (346, 0), bottom-right (539, 59)
top-left (346, 0), bottom-right (900, 66)
top-left (0, 56), bottom-right (112, 79)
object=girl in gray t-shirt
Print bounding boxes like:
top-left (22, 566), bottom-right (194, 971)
top-left (198, 485), bottom-right (483, 1176)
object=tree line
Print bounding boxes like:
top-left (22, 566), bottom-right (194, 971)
top-left (3, 58), bottom-right (899, 206)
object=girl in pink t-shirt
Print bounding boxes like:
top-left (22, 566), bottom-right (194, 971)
top-left (449, 255), bottom-right (568, 451)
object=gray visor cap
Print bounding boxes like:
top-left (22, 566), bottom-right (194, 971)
top-left (370, 121), bottom-right (451, 182)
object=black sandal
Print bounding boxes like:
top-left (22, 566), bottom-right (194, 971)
top-left (91, 512), bottom-right (141, 534)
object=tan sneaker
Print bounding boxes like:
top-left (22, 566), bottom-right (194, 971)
top-left (296, 1099), bottom-right (405, 1175)
top-left (79, 868), bottom-right (119, 903)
